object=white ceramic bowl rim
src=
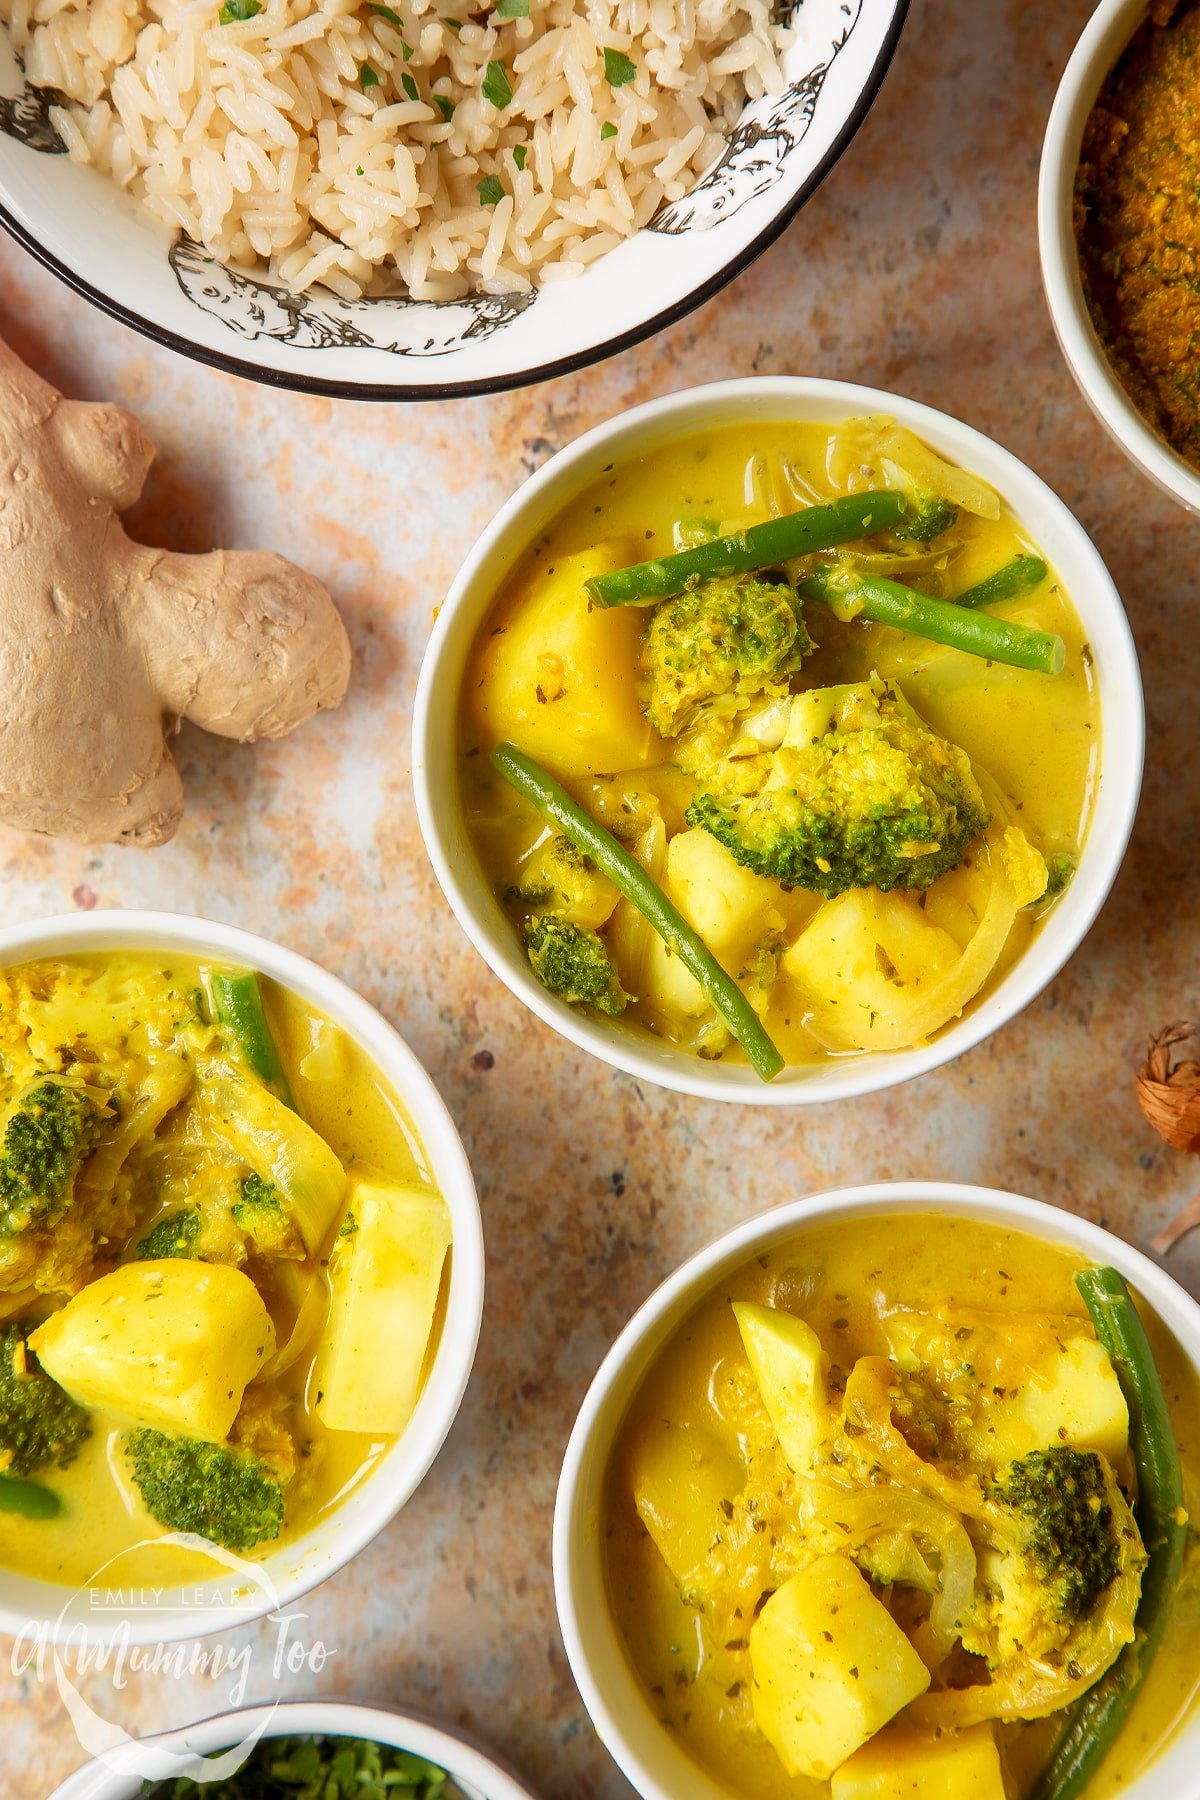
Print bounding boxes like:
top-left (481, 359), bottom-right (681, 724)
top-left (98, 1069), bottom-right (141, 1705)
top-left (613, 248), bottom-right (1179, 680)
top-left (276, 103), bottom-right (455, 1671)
top-left (0, 909), bottom-right (485, 1647)
top-left (1038, 0), bottom-right (1200, 512)
top-left (0, 4), bottom-right (909, 399)
top-left (47, 1699), bottom-right (540, 1800)
top-left (412, 375), bottom-right (1145, 1106)
top-left (552, 1179), bottom-right (1200, 1800)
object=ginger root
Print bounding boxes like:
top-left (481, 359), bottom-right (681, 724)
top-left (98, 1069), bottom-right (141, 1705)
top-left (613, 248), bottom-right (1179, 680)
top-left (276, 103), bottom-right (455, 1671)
top-left (0, 337), bottom-right (350, 846)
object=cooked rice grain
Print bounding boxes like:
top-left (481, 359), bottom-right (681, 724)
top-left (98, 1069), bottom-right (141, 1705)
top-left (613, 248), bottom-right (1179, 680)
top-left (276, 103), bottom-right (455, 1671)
top-left (4, 0), bottom-right (790, 296)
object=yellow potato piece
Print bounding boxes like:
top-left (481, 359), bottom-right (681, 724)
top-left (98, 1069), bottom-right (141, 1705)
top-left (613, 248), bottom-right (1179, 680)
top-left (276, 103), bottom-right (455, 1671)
top-left (30, 1260), bottom-right (275, 1441)
top-left (666, 828), bottom-right (785, 964)
top-left (313, 1178), bottom-right (452, 1437)
top-left (467, 543), bottom-right (651, 780)
top-left (830, 1722), bottom-right (1005, 1799)
top-left (631, 1421), bottom-right (744, 1597)
top-left (750, 1555), bottom-right (931, 1780)
top-left (884, 1308), bottom-right (1129, 1465)
top-left (733, 1302), bottom-right (829, 1474)
top-left (782, 887), bottom-right (962, 1052)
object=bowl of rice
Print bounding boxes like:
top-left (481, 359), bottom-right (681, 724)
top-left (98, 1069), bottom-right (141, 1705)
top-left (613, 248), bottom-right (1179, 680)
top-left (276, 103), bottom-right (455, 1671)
top-left (0, 0), bottom-right (906, 397)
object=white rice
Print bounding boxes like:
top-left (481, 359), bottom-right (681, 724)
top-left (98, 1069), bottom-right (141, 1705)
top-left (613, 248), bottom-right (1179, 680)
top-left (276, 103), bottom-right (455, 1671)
top-left (7, 0), bottom-right (791, 297)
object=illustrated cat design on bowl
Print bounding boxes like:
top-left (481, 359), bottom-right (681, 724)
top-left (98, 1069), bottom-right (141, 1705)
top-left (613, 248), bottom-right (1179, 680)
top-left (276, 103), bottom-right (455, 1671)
top-left (651, 0), bottom-right (861, 234)
top-left (168, 237), bottom-right (538, 356)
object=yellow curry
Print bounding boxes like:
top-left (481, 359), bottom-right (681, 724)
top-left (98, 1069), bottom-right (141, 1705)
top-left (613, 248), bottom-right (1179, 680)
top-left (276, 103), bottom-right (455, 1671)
top-left (604, 1214), bottom-right (1200, 1798)
top-left (460, 417), bottom-right (1097, 1074)
top-left (0, 953), bottom-right (450, 1591)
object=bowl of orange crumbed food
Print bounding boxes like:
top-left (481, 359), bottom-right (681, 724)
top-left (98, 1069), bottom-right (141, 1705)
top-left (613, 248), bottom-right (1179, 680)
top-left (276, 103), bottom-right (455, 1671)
top-left (1041, 0), bottom-right (1200, 511)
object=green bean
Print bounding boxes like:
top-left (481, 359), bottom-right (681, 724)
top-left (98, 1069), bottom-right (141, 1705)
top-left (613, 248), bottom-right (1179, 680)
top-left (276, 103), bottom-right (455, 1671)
top-left (207, 969), bottom-right (296, 1110)
top-left (1031, 1266), bottom-right (1187, 1800)
top-left (801, 567), bottom-right (1065, 674)
top-left (0, 1473), bottom-right (61, 1519)
top-left (953, 554), bottom-right (1049, 610)
top-left (489, 744), bottom-right (785, 1082)
top-left (584, 491), bottom-right (908, 608)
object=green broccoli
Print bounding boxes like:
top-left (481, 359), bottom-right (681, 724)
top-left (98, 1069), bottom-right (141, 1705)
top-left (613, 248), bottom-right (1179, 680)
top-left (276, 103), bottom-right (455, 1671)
top-left (988, 1447), bottom-right (1120, 1622)
top-left (1043, 853), bottom-right (1075, 899)
top-left (125, 1429), bottom-right (285, 1552)
top-left (137, 1210), bottom-right (202, 1260)
top-left (232, 1173), bottom-right (299, 1257)
top-left (892, 493), bottom-right (959, 544)
top-left (0, 1081), bottom-right (107, 1236)
top-left (641, 573), bottom-right (812, 738)
top-left (685, 677), bottom-right (988, 897)
top-left (0, 1328), bottom-right (91, 1475)
top-left (524, 916), bottom-right (628, 1015)
top-left (507, 834), bottom-right (620, 931)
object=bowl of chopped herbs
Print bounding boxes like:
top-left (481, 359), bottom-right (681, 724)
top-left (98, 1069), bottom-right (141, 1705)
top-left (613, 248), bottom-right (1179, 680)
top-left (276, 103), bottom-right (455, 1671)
top-left (49, 1703), bottom-right (540, 1800)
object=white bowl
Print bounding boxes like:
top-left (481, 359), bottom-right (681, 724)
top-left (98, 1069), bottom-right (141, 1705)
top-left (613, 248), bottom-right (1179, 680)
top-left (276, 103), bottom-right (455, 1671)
top-left (0, 1), bottom-right (905, 398)
top-left (48, 1699), bottom-right (540, 1799)
top-left (412, 376), bottom-right (1144, 1106)
top-left (1039, 0), bottom-right (1200, 513)
top-left (553, 1179), bottom-right (1200, 1800)
top-left (0, 909), bottom-right (484, 1647)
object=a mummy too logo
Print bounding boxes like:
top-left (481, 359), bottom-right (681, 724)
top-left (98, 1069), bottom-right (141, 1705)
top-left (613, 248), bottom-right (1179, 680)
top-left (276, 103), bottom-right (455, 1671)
top-left (11, 1537), bottom-right (336, 1782)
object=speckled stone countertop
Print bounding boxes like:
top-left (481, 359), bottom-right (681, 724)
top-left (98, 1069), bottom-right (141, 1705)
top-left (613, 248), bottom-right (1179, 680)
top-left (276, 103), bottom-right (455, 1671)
top-left (2, 1), bottom-right (1199, 1794)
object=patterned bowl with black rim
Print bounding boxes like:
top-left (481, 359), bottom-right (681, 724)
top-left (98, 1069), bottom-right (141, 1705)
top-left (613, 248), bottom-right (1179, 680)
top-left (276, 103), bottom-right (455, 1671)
top-left (0, 0), bottom-right (906, 398)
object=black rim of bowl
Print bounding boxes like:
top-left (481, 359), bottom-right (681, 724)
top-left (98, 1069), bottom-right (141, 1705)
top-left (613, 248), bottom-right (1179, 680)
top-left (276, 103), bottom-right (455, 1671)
top-left (0, 0), bottom-right (909, 400)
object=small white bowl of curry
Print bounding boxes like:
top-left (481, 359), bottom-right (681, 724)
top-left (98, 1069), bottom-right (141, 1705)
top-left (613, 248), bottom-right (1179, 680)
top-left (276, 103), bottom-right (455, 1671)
top-left (554, 1181), bottom-right (1200, 1800)
top-left (1041, 1), bottom-right (1200, 512)
top-left (414, 378), bottom-right (1142, 1104)
top-left (0, 910), bottom-right (484, 1646)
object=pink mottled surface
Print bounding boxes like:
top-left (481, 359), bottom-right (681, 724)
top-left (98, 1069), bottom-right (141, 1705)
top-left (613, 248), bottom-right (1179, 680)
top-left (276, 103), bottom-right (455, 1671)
top-left (2, 1), bottom-right (1200, 1795)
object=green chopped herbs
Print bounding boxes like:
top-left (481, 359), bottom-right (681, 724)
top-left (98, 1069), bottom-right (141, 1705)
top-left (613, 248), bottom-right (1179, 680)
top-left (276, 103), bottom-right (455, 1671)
top-left (147, 1733), bottom-right (456, 1799)
top-left (402, 36), bottom-right (414, 57)
top-left (512, 143), bottom-right (527, 170)
top-left (600, 119), bottom-right (618, 139)
top-left (496, 0), bottom-right (531, 14)
top-left (481, 59), bottom-right (513, 107)
top-left (603, 46), bottom-right (636, 87)
top-left (433, 92), bottom-right (455, 120)
top-left (218, 0), bottom-right (261, 21)
top-left (477, 173), bottom-right (505, 206)
top-left (360, 59), bottom-right (381, 85)
top-left (444, 14), bottom-right (462, 25)
top-left (367, 1), bottom-right (403, 22)
top-left (402, 71), bottom-right (419, 99)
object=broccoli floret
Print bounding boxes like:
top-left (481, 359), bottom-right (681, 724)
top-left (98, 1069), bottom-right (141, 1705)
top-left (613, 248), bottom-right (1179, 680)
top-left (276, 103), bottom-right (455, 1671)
top-left (0, 1327), bottom-right (91, 1475)
top-left (1043, 854), bottom-right (1075, 899)
top-left (137, 1210), bottom-right (202, 1260)
top-left (893, 493), bottom-right (959, 544)
top-left (988, 1447), bottom-right (1120, 1622)
top-left (0, 1081), bottom-right (107, 1237)
top-left (524, 916), bottom-right (628, 1015)
top-left (125, 1428), bottom-right (285, 1552)
top-left (232, 1173), bottom-right (298, 1257)
top-left (507, 835), bottom-right (620, 931)
top-left (642, 574), bottom-right (812, 738)
top-left (686, 677), bottom-right (989, 897)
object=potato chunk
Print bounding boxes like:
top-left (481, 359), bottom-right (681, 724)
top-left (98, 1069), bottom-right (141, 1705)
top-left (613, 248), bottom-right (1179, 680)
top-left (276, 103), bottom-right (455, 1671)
top-left (750, 1555), bottom-right (930, 1779)
top-left (884, 1309), bottom-right (1129, 1465)
top-left (467, 544), bottom-right (651, 779)
top-left (312, 1178), bottom-right (451, 1437)
top-left (30, 1260), bottom-right (275, 1441)
top-left (631, 1421), bottom-right (744, 1599)
top-left (830, 1722), bottom-right (1005, 1799)
top-left (733, 1303), bottom-right (829, 1474)
top-left (666, 829), bottom-right (784, 964)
